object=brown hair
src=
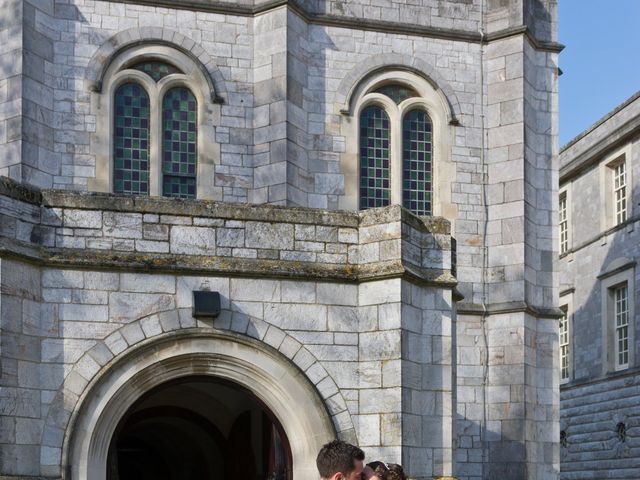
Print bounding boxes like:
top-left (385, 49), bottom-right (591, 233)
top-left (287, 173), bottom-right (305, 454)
top-left (316, 440), bottom-right (365, 479)
top-left (384, 463), bottom-right (406, 480)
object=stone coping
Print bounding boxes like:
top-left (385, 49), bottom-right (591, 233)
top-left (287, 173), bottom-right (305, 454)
top-left (0, 236), bottom-right (454, 286)
top-left (457, 301), bottom-right (565, 319)
top-left (559, 92), bottom-right (640, 181)
top-left (0, 177), bottom-right (449, 235)
top-left (0, 178), bottom-right (456, 287)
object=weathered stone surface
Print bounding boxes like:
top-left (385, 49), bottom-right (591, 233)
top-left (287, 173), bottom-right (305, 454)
top-left (245, 221), bottom-right (293, 250)
top-left (0, 2), bottom-right (561, 478)
top-left (103, 212), bottom-right (142, 239)
top-left (109, 292), bottom-right (175, 323)
top-left (170, 226), bottom-right (216, 255)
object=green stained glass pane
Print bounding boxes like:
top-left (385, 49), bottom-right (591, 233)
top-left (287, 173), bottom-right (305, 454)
top-left (162, 87), bottom-right (197, 199)
top-left (359, 106), bottom-right (390, 210)
top-left (163, 176), bottom-right (196, 199)
top-left (131, 61), bottom-right (182, 82)
top-left (373, 84), bottom-right (419, 104)
top-left (402, 109), bottom-right (433, 215)
top-left (113, 83), bottom-right (150, 195)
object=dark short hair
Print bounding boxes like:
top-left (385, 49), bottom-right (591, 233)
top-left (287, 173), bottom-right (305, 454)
top-left (316, 440), bottom-right (365, 478)
top-left (367, 460), bottom-right (388, 473)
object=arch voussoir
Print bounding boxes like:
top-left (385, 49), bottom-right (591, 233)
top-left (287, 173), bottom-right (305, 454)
top-left (43, 309), bottom-right (355, 478)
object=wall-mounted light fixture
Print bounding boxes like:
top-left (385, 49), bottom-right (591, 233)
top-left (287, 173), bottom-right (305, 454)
top-left (192, 290), bottom-right (221, 319)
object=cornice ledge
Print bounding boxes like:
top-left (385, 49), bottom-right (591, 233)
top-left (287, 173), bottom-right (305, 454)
top-left (485, 25), bottom-right (564, 53)
top-left (457, 301), bottom-right (564, 318)
top-left (0, 238), bottom-right (456, 287)
top-left (96, 0), bottom-right (564, 52)
top-left (0, 177), bottom-right (42, 204)
top-left (559, 115), bottom-right (640, 182)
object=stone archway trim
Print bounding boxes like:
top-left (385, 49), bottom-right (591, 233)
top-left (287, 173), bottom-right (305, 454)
top-left (39, 309), bottom-right (356, 477)
top-left (335, 52), bottom-right (462, 124)
top-left (85, 27), bottom-right (227, 103)
top-left (62, 329), bottom-right (337, 479)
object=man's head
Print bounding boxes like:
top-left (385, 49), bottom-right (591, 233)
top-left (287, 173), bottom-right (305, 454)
top-left (316, 440), bottom-right (365, 480)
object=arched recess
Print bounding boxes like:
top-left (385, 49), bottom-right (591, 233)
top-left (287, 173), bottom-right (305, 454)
top-left (85, 27), bottom-right (227, 103)
top-left (335, 53), bottom-right (462, 124)
top-left (337, 61), bottom-right (457, 223)
top-left (87, 38), bottom-right (221, 199)
top-left (63, 329), bottom-right (336, 480)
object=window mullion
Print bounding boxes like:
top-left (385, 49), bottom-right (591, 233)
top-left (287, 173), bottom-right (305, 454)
top-left (149, 84), bottom-right (162, 197)
top-left (391, 106), bottom-right (403, 206)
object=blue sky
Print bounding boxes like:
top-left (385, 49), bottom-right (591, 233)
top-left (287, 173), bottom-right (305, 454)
top-left (558, 0), bottom-right (640, 146)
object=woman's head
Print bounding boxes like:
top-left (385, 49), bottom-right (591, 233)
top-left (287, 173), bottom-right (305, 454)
top-left (363, 461), bottom-right (386, 479)
top-left (362, 462), bottom-right (406, 480)
top-left (384, 464), bottom-right (406, 480)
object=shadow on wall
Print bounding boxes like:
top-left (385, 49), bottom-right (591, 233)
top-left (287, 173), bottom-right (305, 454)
top-left (559, 224), bottom-right (640, 477)
top-left (1, 4), bottom-right (94, 473)
top-left (282, 13), bottom-right (341, 208)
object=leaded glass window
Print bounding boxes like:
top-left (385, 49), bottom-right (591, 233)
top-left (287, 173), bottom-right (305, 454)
top-left (132, 61), bottom-right (181, 82)
top-left (359, 106), bottom-right (390, 210)
top-left (402, 109), bottom-right (432, 215)
top-left (162, 87), bottom-right (197, 199)
top-left (374, 85), bottom-right (419, 104)
top-left (113, 83), bottom-right (150, 195)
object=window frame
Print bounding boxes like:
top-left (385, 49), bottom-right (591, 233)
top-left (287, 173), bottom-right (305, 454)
top-left (559, 188), bottom-right (569, 255)
top-left (600, 263), bottom-right (635, 373)
top-left (599, 145), bottom-right (632, 232)
top-left (613, 283), bottom-right (630, 370)
top-left (340, 70), bottom-right (454, 221)
top-left (559, 289), bottom-right (574, 385)
top-left (358, 102), bottom-right (393, 210)
top-left (90, 45), bottom-right (220, 199)
top-left (612, 161), bottom-right (627, 226)
top-left (559, 305), bottom-right (571, 383)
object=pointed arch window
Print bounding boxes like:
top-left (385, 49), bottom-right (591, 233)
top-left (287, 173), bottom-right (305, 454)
top-left (359, 106), bottom-right (390, 209)
top-left (110, 60), bottom-right (199, 198)
top-left (93, 44), bottom-right (219, 199)
top-left (113, 83), bottom-right (150, 195)
top-left (162, 87), bottom-right (198, 198)
top-left (402, 109), bottom-right (433, 215)
top-left (357, 83), bottom-right (434, 216)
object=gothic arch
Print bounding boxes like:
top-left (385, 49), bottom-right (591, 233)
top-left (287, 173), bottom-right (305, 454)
top-left (85, 27), bottom-right (227, 103)
top-left (336, 52), bottom-right (462, 125)
top-left (40, 310), bottom-right (356, 478)
top-left (337, 61), bottom-right (457, 219)
top-left (87, 34), bottom-right (222, 198)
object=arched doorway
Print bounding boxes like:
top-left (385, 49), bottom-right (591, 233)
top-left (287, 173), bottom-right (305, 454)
top-left (107, 377), bottom-right (292, 480)
top-left (65, 330), bottom-right (337, 479)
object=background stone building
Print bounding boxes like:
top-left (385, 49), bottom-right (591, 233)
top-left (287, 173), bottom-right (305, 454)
top-left (559, 92), bottom-right (640, 479)
top-left (0, 1), bottom-right (561, 479)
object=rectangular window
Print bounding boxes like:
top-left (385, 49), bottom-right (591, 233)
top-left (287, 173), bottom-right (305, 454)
top-left (559, 308), bottom-right (570, 382)
top-left (559, 192), bottom-right (568, 254)
top-left (615, 284), bottom-right (629, 369)
top-left (613, 162), bottom-right (627, 225)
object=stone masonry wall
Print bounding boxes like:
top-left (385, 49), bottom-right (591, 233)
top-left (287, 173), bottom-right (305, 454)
top-left (0, 179), bottom-right (452, 280)
top-left (561, 374), bottom-right (640, 479)
top-left (559, 133), bottom-right (640, 479)
top-left (0, 180), bottom-right (455, 479)
top-left (0, 0), bottom-right (23, 179)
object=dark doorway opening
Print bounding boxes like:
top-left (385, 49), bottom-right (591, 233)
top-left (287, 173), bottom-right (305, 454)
top-left (107, 376), bottom-right (292, 480)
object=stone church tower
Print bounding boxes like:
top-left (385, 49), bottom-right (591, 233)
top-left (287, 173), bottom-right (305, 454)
top-left (0, 1), bottom-right (561, 479)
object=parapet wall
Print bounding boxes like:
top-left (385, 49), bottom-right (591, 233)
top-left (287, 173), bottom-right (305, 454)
top-left (0, 176), bottom-right (454, 286)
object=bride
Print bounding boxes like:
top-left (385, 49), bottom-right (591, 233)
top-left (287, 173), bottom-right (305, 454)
top-left (362, 461), bottom-right (407, 480)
